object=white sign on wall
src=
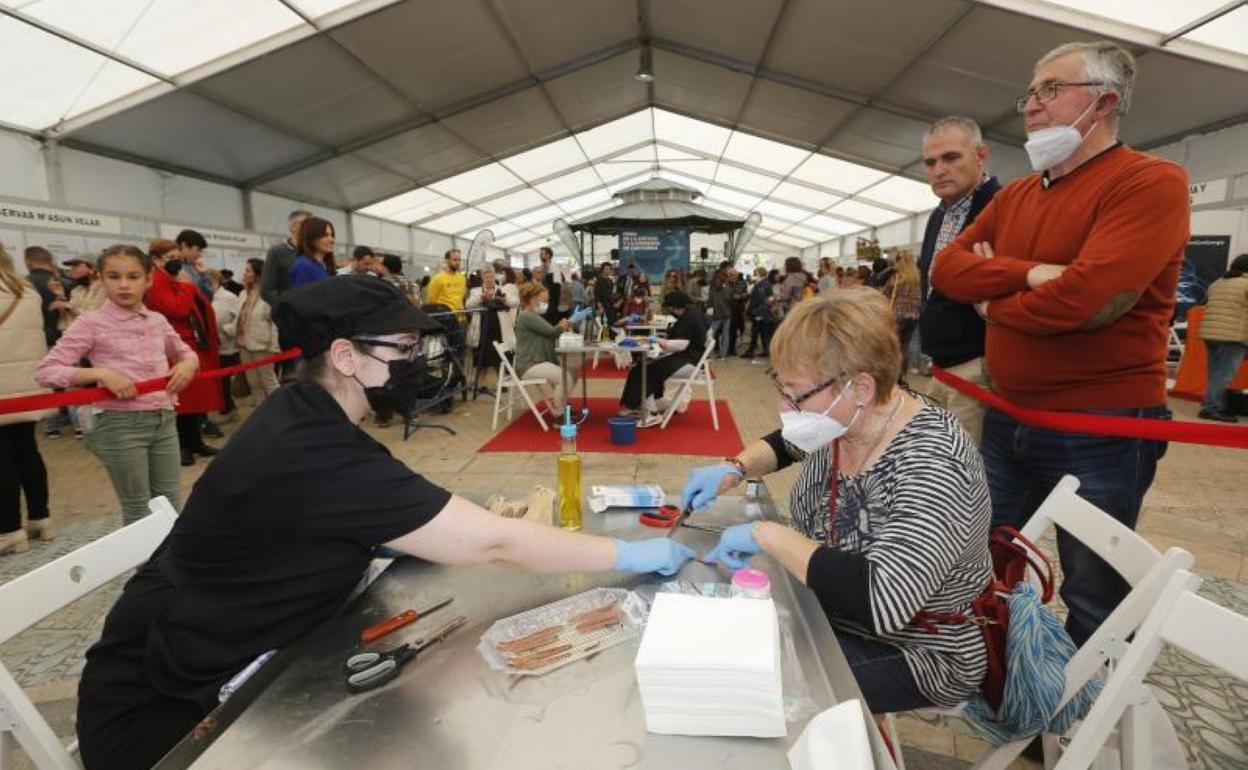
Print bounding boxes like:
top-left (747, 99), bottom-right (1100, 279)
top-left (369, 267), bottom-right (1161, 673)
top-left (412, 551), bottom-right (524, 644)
top-left (158, 223), bottom-right (264, 250)
top-left (0, 202), bottom-right (122, 234)
top-left (1190, 178), bottom-right (1228, 206)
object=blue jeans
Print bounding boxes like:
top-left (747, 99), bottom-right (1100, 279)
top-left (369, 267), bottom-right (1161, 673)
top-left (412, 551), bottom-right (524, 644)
top-left (1202, 341), bottom-right (1247, 413)
top-left (981, 406), bottom-right (1170, 646)
top-left (838, 632), bottom-right (932, 713)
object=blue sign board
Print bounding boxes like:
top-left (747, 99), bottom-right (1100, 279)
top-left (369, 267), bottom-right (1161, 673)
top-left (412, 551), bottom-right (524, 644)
top-left (619, 228), bottom-right (690, 281)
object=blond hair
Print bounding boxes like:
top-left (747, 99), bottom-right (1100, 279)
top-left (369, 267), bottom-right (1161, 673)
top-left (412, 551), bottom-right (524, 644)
top-left (148, 238), bottom-right (178, 259)
top-left (892, 249), bottom-right (920, 289)
top-left (518, 281), bottom-right (547, 306)
top-left (769, 288), bottom-right (901, 404)
top-left (0, 243), bottom-right (25, 298)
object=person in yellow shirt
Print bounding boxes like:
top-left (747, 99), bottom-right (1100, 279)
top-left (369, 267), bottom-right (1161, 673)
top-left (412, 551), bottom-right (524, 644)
top-left (426, 249), bottom-right (466, 315)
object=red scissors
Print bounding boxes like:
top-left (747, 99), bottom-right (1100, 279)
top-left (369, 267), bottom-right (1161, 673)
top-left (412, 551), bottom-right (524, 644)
top-left (639, 504), bottom-right (685, 528)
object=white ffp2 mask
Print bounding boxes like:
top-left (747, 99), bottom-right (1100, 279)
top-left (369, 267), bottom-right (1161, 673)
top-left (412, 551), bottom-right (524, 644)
top-left (779, 386), bottom-right (861, 453)
top-left (1023, 98), bottom-right (1100, 172)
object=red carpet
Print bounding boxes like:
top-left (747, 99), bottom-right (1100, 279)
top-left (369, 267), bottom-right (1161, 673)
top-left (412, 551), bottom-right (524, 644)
top-left (479, 397), bottom-right (743, 456)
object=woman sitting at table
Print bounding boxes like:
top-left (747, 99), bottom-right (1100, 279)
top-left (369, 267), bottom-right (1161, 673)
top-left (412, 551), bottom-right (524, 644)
top-left (618, 290), bottom-right (707, 419)
top-left (75, 278), bottom-right (692, 770)
top-left (512, 281), bottom-right (588, 415)
top-left (681, 288), bottom-right (991, 713)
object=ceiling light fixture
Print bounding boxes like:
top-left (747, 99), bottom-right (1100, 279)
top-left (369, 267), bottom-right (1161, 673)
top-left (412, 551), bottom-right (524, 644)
top-left (635, 46), bottom-right (655, 82)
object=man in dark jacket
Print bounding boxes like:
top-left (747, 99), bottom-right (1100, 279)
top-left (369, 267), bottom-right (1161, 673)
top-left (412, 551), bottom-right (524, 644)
top-left (261, 209), bottom-right (311, 378)
top-left (260, 209), bottom-right (311, 308)
top-left (23, 246), bottom-right (70, 347)
top-left (917, 116), bottom-right (1001, 443)
top-left (24, 246), bottom-right (74, 437)
top-left (537, 247), bottom-right (563, 324)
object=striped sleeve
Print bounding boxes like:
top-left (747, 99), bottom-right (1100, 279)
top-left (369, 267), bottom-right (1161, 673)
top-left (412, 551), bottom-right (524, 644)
top-left (864, 448), bottom-right (982, 635)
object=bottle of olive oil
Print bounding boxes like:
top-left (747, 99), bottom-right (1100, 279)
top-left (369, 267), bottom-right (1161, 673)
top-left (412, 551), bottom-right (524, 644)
top-left (557, 407), bottom-right (583, 531)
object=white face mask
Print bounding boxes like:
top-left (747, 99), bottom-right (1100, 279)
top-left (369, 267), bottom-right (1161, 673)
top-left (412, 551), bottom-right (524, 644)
top-left (1023, 97), bottom-right (1100, 172)
top-left (779, 384), bottom-right (862, 453)
top-left (537, 302), bottom-right (549, 314)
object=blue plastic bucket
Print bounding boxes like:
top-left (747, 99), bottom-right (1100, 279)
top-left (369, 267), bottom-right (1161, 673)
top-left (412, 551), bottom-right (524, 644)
top-left (607, 416), bottom-right (638, 445)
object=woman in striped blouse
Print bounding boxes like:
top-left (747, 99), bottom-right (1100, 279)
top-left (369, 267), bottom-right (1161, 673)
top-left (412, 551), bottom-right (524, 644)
top-left (683, 288), bottom-right (992, 713)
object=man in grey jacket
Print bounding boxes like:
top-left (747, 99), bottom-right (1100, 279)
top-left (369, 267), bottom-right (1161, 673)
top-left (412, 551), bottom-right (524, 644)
top-left (261, 209), bottom-right (310, 379)
top-left (260, 209), bottom-right (311, 307)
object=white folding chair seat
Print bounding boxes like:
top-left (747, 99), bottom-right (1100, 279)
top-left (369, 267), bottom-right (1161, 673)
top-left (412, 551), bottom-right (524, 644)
top-left (660, 330), bottom-right (718, 430)
top-left (491, 340), bottom-right (549, 432)
top-left (0, 499), bottom-right (177, 770)
top-left (1055, 569), bottom-right (1245, 770)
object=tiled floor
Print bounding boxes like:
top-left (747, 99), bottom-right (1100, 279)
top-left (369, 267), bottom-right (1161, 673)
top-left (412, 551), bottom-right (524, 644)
top-left (1, 359), bottom-right (1245, 768)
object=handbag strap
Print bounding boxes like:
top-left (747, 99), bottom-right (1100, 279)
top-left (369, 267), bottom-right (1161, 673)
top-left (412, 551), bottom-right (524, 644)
top-left (992, 526), bottom-right (1055, 602)
top-left (824, 439), bottom-right (841, 547)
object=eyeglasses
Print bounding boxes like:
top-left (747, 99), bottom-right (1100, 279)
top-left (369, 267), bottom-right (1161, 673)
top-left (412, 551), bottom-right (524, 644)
top-left (1015, 81), bottom-right (1105, 113)
top-left (353, 337), bottom-right (424, 361)
top-left (766, 367), bottom-right (844, 411)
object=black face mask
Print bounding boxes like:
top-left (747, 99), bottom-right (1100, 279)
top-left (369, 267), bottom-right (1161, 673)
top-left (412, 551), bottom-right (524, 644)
top-left (357, 356), bottom-right (430, 415)
top-left (164, 259), bottom-right (184, 276)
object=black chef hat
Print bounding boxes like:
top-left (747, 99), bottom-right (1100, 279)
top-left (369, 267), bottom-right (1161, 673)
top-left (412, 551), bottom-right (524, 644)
top-left (661, 290), bottom-right (692, 310)
top-left (273, 276), bottom-right (441, 357)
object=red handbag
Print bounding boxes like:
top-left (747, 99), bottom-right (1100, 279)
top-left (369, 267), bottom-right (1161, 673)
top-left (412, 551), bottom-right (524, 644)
top-left (914, 526), bottom-right (1054, 711)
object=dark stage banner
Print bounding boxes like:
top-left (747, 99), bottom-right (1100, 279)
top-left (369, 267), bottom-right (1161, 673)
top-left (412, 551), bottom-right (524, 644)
top-left (619, 228), bottom-right (690, 280)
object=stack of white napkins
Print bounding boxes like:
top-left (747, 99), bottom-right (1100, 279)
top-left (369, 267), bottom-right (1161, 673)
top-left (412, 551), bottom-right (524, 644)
top-left (634, 593), bottom-right (786, 737)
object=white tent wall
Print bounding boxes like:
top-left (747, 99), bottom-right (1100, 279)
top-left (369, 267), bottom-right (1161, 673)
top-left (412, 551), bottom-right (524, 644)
top-left (1191, 209), bottom-right (1248, 263)
top-left (0, 131), bottom-right (49, 201)
top-left (58, 148), bottom-right (246, 230)
top-left (249, 191), bottom-right (347, 247)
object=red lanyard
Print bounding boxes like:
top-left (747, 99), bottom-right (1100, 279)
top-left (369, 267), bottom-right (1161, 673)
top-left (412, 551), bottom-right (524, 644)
top-left (825, 439), bottom-right (840, 548)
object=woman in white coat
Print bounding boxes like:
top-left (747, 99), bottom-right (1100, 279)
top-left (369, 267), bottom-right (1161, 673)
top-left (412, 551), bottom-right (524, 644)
top-left (0, 244), bottom-right (56, 555)
top-left (466, 264), bottom-right (518, 394)
top-left (232, 258), bottom-right (281, 405)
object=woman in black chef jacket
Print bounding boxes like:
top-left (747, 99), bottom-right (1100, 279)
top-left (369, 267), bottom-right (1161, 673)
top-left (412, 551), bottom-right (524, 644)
top-left (76, 277), bottom-right (695, 770)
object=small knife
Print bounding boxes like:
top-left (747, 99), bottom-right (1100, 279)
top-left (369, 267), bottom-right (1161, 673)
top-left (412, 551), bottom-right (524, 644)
top-left (360, 595), bottom-right (453, 643)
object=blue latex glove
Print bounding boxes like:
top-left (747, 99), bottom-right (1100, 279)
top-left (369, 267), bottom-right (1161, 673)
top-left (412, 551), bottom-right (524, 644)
top-left (703, 523), bottom-right (762, 570)
top-left (625, 313), bottom-right (643, 324)
top-left (570, 306), bottom-right (592, 324)
top-left (680, 463), bottom-right (744, 511)
top-left (615, 538), bottom-right (696, 576)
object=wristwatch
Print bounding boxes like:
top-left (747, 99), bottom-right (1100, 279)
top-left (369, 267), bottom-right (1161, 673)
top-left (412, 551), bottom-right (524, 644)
top-left (724, 457), bottom-right (747, 479)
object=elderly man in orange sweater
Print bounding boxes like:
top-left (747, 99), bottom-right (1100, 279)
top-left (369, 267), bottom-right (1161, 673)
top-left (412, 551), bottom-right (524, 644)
top-left (931, 41), bottom-right (1189, 646)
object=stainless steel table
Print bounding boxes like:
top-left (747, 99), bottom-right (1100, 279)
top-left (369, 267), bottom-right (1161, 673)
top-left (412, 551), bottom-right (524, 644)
top-left (156, 488), bottom-right (896, 769)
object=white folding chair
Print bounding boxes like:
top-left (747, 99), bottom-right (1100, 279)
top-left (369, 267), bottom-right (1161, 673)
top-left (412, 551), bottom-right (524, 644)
top-left (885, 476), bottom-right (1194, 770)
top-left (491, 340), bottom-right (549, 432)
top-left (961, 475), bottom-right (1196, 770)
top-left (1055, 568), bottom-right (1244, 770)
top-left (659, 330), bottom-right (718, 430)
top-left (1166, 322), bottom-right (1185, 361)
top-left (0, 499), bottom-right (177, 770)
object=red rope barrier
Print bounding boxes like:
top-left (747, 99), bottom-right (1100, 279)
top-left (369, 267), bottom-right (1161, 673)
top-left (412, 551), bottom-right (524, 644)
top-left (0, 349), bottom-right (302, 415)
top-left (931, 366), bottom-right (1248, 450)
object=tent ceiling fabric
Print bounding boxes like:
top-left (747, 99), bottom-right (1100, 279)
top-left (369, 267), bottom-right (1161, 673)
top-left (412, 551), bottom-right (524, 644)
top-left (3, 0), bottom-right (1248, 246)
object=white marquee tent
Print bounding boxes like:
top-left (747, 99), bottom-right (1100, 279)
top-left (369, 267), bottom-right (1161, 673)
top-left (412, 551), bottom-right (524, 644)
top-left (1, 0), bottom-right (1246, 257)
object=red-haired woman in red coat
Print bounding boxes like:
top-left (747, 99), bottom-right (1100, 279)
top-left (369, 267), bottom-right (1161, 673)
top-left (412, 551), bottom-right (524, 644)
top-left (146, 239), bottom-right (223, 466)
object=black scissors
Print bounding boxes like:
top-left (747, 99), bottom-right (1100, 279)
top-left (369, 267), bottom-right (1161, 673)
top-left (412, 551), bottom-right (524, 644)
top-left (343, 615), bottom-right (467, 693)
